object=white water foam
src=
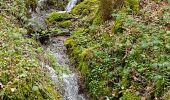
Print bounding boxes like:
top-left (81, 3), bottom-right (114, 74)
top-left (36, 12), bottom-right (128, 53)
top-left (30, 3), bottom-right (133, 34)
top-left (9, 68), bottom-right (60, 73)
top-left (65, 0), bottom-right (78, 12)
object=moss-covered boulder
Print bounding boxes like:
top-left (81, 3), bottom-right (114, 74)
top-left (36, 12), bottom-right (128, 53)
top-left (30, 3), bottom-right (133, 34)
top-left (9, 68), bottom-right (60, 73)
top-left (45, 12), bottom-right (72, 23)
top-left (58, 20), bottom-right (72, 28)
top-left (71, 0), bottom-right (99, 16)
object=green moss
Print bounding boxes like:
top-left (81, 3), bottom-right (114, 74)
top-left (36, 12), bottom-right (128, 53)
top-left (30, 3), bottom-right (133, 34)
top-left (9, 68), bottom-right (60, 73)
top-left (64, 38), bottom-right (77, 48)
top-left (71, 0), bottom-right (98, 16)
top-left (80, 48), bottom-right (93, 60)
top-left (82, 9), bottom-right (90, 16)
top-left (121, 92), bottom-right (140, 100)
top-left (79, 61), bottom-right (89, 76)
top-left (125, 0), bottom-right (140, 12)
top-left (78, 48), bottom-right (93, 76)
top-left (45, 12), bottom-right (72, 23)
top-left (92, 9), bottom-right (102, 25)
top-left (58, 20), bottom-right (72, 28)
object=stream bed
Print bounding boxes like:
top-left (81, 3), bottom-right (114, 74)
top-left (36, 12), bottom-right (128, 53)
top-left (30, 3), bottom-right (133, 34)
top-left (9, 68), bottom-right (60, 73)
top-left (28, 0), bottom-right (86, 100)
top-left (44, 36), bottom-right (85, 100)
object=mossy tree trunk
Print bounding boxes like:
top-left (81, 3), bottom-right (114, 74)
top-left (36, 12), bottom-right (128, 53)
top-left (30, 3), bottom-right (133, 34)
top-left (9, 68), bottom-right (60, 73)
top-left (99, 0), bottom-right (124, 21)
top-left (99, 0), bottom-right (112, 21)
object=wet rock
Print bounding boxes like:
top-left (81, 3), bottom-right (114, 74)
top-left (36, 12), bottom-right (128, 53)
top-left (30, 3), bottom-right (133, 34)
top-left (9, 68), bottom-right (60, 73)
top-left (60, 28), bottom-right (70, 36)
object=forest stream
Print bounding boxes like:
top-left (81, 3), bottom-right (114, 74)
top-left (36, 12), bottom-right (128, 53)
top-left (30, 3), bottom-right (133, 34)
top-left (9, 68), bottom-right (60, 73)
top-left (1, 0), bottom-right (170, 99)
top-left (29, 0), bottom-right (85, 100)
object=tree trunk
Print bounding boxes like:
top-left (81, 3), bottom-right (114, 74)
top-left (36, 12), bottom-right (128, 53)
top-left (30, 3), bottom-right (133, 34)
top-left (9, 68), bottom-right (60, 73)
top-left (99, 0), bottom-right (125, 21)
top-left (99, 0), bottom-right (113, 21)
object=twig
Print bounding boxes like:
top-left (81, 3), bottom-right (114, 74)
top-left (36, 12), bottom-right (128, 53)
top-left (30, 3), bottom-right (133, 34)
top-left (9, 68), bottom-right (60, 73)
top-left (0, 9), bottom-right (10, 11)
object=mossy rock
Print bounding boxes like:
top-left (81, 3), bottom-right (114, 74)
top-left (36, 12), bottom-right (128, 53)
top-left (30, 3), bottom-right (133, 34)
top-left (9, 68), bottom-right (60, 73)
top-left (45, 12), bottom-right (72, 23)
top-left (58, 20), bottom-right (72, 28)
top-left (71, 0), bottom-right (98, 16)
top-left (64, 38), bottom-right (77, 48)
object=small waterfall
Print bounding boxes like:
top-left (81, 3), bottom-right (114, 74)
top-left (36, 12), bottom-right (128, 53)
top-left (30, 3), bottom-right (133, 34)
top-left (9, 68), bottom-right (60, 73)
top-left (45, 37), bottom-right (85, 100)
top-left (65, 0), bottom-right (78, 12)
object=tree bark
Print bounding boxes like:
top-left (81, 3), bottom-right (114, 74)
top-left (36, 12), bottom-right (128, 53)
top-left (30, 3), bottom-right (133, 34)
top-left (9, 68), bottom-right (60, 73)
top-left (99, 0), bottom-right (112, 21)
top-left (99, 0), bottom-right (124, 21)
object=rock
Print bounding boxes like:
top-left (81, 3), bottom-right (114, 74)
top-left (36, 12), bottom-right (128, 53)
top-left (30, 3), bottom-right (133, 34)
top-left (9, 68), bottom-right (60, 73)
top-left (60, 28), bottom-right (70, 36)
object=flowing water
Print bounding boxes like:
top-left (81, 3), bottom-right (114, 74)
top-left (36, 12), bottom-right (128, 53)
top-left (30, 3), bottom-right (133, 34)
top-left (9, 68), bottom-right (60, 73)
top-left (45, 37), bottom-right (85, 100)
top-left (65, 0), bottom-right (78, 12)
top-left (29, 0), bottom-right (86, 100)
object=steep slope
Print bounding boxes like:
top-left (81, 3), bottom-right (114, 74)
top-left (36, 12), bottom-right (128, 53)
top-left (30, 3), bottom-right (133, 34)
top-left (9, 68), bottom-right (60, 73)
top-left (0, 0), bottom-right (60, 99)
top-left (65, 0), bottom-right (170, 99)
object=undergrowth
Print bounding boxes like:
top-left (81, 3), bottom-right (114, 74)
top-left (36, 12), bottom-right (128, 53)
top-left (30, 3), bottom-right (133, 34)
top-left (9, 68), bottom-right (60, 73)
top-left (0, 0), bottom-right (61, 99)
top-left (65, 0), bottom-right (170, 99)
